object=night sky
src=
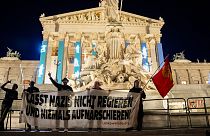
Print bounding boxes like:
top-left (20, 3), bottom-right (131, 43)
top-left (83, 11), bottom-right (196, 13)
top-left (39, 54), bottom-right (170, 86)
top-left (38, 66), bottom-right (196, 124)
top-left (0, 0), bottom-right (209, 62)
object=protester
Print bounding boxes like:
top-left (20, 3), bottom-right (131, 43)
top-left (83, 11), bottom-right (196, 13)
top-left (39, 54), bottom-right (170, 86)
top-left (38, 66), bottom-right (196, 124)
top-left (48, 72), bottom-right (73, 92)
top-left (129, 80), bottom-right (146, 131)
top-left (24, 81), bottom-right (40, 132)
top-left (86, 81), bottom-right (103, 90)
top-left (87, 81), bottom-right (103, 131)
top-left (0, 80), bottom-right (18, 131)
top-left (48, 72), bottom-right (73, 132)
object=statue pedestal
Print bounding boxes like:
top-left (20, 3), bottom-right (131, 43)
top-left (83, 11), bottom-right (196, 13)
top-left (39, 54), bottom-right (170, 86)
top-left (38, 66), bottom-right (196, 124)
top-left (0, 57), bottom-right (20, 60)
top-left (101, 82), bottom-right (130, 90)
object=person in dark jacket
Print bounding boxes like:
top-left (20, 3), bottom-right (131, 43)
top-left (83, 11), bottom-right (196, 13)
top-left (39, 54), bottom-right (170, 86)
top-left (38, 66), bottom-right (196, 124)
top-left (92, 81), bottom-right (103, 90)
top-left (48, 72), bottom-right (73, 92)
top-left (129, 80), bottom-right (146, 131)
top-left (48, 72), bottom-right (73, 132)
top-left (87, 81), bottom-right (103, 91)
top-left (24, 81), bottom-right (40, 132)
top-left (0, 80), bottom-right (18, 131)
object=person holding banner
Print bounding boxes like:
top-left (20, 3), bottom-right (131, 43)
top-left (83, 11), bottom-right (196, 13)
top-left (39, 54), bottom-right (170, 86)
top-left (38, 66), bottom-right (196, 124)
top-left (0, 80), bottom-right (18, 131)
top-left (87, 81), bottom-right (104, 131)
top-left (92, 81), bottom-right (103, 90)
top-left (48, 72), bottom-right (73, 132)
top-left (129, 80), bottom-right (146, 131)
top-left (24, 81), bottom-right (40, 132)
top-left (48, 72), bottom-right (73, 92)
top-left (87, 81), bottom-right (103, 91)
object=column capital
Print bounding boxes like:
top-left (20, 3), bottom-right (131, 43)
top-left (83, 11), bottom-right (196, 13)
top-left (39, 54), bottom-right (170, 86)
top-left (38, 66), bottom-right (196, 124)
top-left (149, 38), bottom-right (156, 48)
top-left (42, 31), bottom-right (49, 40)
top-left (124, 34), bottom-right (130, 41)
top-left (75, 33), bottom-right (82, 41)
top-left (91, 32), bottom-right (98, 41)
top-left (155, 34), bottom-right (162, 43)
top-left (64, 35), bottom-right (70, 46)
top-left (139, 34), bottom-right (148, 43)
top-left (59, 33), bottom-right (66, 40)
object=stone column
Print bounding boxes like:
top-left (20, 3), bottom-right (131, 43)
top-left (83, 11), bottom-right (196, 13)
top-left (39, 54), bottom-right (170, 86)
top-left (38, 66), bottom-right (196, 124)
top-left (6, 67), bottom-right (11, 83)
top-left (149, 38), bottom-right (158, 73)
top-left (156, 35), bottom-right (164, 67)
top-left (62, 34), bottom-right (69, 80)
top-left (198, 69), bottom-right (204, 84)
top-left (74, 33), bottom-right (82, 79)
top-left (38, 32), bottom-right (49, 84)
top-left (140, 34), bottom-right (150, 72)
top-left (173, 69), bottom-right (178, 84)
top-left (56, 33), bottom-right (66, 83)
top-left (186, 69), bottom-right (192, 84)
top-left (44, 33), bottom-right (55, 84)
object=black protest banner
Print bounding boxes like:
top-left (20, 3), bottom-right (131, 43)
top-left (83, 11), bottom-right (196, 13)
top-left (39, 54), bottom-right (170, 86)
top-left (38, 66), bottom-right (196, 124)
top-left (22, 90), bottom-right (140, 129)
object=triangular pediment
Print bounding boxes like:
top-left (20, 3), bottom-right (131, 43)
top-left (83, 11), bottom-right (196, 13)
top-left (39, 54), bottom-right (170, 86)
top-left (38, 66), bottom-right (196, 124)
top-left (40, 7), bottom-right (164, 27)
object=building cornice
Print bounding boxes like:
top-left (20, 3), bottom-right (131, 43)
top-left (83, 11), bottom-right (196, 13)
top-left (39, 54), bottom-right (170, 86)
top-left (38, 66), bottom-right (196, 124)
top-left (39, 7), bottom-right (164, 28)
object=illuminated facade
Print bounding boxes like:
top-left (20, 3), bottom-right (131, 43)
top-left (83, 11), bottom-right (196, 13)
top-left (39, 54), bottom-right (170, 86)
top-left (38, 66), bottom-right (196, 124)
top-left (0, 1), bottom-right (210, 129)
top-left (37, 2), bottom-right (165, 86)
top-left (0, 0), bottom-right (209, 96)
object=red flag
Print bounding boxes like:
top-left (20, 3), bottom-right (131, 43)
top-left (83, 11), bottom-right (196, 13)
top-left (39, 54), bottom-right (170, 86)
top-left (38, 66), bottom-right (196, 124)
top-left (152, 58), bottom-right (174, 98)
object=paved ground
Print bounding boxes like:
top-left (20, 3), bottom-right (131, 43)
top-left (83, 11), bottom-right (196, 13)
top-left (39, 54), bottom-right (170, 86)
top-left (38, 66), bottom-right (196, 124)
top-left (0, 128), bottom-right (209, 136)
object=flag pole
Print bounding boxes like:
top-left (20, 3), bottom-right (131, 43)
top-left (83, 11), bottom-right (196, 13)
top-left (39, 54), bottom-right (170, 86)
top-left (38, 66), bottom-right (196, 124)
top-left (142, 54), bottom-right (170, 90)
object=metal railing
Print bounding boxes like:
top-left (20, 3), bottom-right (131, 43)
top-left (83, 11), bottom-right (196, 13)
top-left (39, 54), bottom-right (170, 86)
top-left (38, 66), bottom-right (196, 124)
top-left (0, 99), bottom-right (24, 130)
top-left (1, 97), bottom-right (210, 130)
top-left (143, 98), bottom-right (189, 129)
top-left (143, 97), bottom-right (210, 129)
top-left (187, 97), bottom-right (210, 128)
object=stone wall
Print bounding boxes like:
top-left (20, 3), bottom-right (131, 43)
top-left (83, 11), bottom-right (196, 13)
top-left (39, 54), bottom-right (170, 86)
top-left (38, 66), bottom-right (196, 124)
top-left (171, 61), bottom-right (210, 85)
top-left (0, 60), bottom-right (39, 84)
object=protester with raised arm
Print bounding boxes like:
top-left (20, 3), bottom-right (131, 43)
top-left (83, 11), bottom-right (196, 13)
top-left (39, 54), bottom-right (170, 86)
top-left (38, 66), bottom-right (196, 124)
top-left (0, 80), bottom-right (18, 131)
top-left (129, 79), bottom-right (146, 131)
top-left (24, 81), bottom-right (40, 132)
top-left (48, 72), bottom-right (73, 132)
top-left (48, 72), bottom-right (73, 92)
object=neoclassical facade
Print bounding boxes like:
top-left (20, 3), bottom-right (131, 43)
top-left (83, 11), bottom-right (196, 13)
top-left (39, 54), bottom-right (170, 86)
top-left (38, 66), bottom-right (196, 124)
top-left (0, 0), bottom-right (209, 94)
top-left (172, 61), bottom-right (210, 85)
top-left (37, 1), bottom-right (165, 87)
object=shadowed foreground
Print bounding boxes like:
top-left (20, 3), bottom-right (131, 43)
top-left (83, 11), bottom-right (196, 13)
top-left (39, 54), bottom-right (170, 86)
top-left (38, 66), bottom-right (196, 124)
top-left (0, 128), bottom-right (210, 136)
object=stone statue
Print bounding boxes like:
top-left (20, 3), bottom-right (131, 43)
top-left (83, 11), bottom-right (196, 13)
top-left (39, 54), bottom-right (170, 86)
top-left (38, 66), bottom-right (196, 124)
top-left (105, 0), bottom-right (119, 22)
top-left (73, 12), bottom-right (155, 90)
top-left (82, 56), bottom-right (93, 69)
top-left (79, 14), bottom-right (84, 21)
top-left (87, 12), bottom-right (92, 21)
top-left (99, 0), bottom-right (107, 7)
top-left (6, 47), bottom-right (12, 57)
top-left (173, 51), bottom-right (185, 60)
top-left (91, 12), bottom-right (96, 21)
top-left (159, 17), bottom-right (164, 22)
top-left (99, 11), bottom-right (105, 20)
top-left (204, 59), bottom-right (207, 63)
top-left (40, 13), bottom-right (45, 18)
top-left (6, 47), bottom-right (21, 58)
top-left (106, 27), bottom-right (124, 59)
top-left (104, 73), bottom-right (112, 85)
